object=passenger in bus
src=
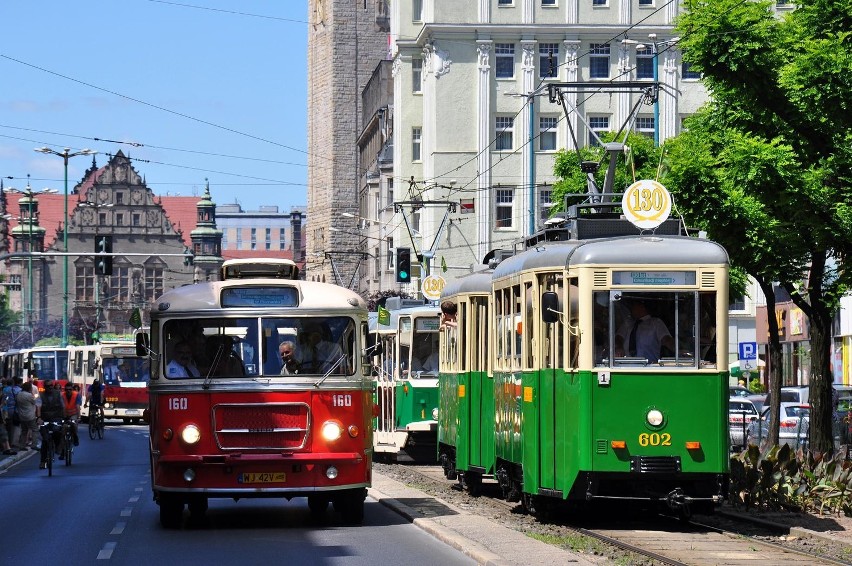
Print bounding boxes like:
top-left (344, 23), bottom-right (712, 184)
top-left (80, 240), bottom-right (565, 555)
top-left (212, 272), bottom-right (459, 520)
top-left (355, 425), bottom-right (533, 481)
top-left (279, 341), bottom-right (301, 375)
top-left (613, 300), bottom-right (674, 363)
top-left (440, 300), bottom-right (458, 330)
top-left (166, 341), bottom-right (201, 378)
top-left (300, 324), bottom-right (345, 374)
top-left (117, 361), bottom-right (132, 382)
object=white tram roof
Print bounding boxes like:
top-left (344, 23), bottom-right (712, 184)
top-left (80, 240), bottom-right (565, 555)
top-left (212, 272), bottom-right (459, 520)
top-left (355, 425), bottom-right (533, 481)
top-left (493, 235), bottom-right (728, 279)
top-left (441, 270), bottom-right (492, 299)
top-left (153, 279), bottom-right (366, 314)
top-left (220, 257), bottom-right (299, 281)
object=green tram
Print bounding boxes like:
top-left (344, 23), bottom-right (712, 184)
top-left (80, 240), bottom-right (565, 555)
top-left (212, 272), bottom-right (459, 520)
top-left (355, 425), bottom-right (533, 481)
top-left (440, 234), bottom-right (730, 517)
top-left (371, 298), bottom-right (441, 462)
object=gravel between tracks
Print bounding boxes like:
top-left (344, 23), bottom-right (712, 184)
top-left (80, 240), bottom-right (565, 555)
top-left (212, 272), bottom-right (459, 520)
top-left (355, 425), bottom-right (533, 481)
top-left (375, 462), bottom-right (852, 565)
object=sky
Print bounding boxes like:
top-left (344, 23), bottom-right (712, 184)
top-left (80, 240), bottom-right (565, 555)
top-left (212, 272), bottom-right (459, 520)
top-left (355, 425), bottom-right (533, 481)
top-left (0, 1), bottom-right (308, 213)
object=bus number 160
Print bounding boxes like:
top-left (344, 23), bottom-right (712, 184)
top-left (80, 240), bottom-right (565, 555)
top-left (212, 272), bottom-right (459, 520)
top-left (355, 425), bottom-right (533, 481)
top-left (333, 394), bottom-right (352, 407)
top-left (169, 397), bottom-right (188, 410)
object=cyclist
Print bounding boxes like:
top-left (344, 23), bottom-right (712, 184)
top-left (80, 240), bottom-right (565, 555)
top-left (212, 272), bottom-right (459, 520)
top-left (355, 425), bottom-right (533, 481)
top-left (61, 382), bottom-right (81, 452)
top-left (36, 379), bottom-right (64, 469)
top-left (86, 378), bottom-right (105, 412)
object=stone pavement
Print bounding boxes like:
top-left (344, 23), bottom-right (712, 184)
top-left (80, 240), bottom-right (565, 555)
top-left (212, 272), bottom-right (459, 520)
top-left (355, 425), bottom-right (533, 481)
top-left (368, 471), bottom-right (600, 566)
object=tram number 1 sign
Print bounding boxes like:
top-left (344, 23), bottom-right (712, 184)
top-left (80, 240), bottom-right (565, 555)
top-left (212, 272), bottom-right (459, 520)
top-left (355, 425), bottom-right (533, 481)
top-left (622, 180), bottom-right (672, 230)
top-left (422, 275), bottom-right (446, 301)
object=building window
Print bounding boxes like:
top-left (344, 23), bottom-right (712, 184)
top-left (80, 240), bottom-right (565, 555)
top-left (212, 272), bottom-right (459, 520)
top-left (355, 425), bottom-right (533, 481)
top-left (495, 116), bottom-right (514, 151)
top-left (75, 265), bottom-right (95, 302)
top-left (539, 116), bottom-right (558, 151)
top-left (99, 213), bottom-right (106, 226)
top-left (636, 116), bottom-right (655, 138)
top-left (112, 265), bottom-right (131, 302)
top-left (539, 188), bottom-right (553, 221)
top-left (116, 213), bottom-right (124, 226)
top-left (8, 274), bottom-right (21, 293)
top-left (412, 58), bottom-right (422, 93)
top-left (279, 228), bottom-right (286, 249)
top-left (682, 62), bottom-right (701, 80)
top-left (498, 0), bottom-right (513, 5)
top-left (116, 192), bottom-right (124, 204)
top-left (387, 178), bottom-right (394, 209)
top-left (588, 116), bottom-right (610, 146)
top-left (235, 230), bottom-right (242, 249)
top-left (374, 247), bottom-right (381, 274)
top-left (132, 213), bottom-right (141, 226)
top-left (412, 0), bottom-right (422, 21)
top-left (145, 266), bottom-right (164, 301)
top-left (636, 50), bottom-right (654, 79)
top-left (412, 127), bottom-right (422, 161)
top-left (639, 0), bottom-right (652, 5)
top-left (539, 43), bottom-right (559, 79)
top-left (250, 228), bottom-right (257, 250)
top-left (265, 228), bottom-right (272, 251)
top-left (495, 43), bottom-right (515, 79)
top-left (589, 43), bottom-right (610, 79)
top-left (592, 0), bottom-right (607, 5)
top-left (387, 237), bottom-right (394, 269)
top-left (542, 0), bottom-right (556, 5)
top-left (495, 189), bottom-right (514, 229)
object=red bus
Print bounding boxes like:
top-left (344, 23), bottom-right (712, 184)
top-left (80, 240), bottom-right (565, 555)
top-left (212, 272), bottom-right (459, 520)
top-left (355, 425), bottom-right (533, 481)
top-left (141, 260), bottom-right (373, 528)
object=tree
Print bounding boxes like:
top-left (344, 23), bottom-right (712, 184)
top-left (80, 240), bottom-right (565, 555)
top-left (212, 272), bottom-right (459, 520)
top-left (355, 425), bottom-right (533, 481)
top-left (665, 0), bottom-right (852, 453)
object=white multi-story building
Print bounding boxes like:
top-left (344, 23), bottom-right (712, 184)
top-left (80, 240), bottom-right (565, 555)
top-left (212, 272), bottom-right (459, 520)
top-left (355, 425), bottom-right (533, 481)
top-left (389, 0), bottom-right (709, 285)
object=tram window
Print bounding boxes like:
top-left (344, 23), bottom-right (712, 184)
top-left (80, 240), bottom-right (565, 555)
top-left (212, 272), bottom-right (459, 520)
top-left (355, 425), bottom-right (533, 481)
top-left (593, 292), bottom-right (610, 365)
top-left (162, 318), bottom-right (257, 379)
top-left (699, 292), bottom-right (717, 364)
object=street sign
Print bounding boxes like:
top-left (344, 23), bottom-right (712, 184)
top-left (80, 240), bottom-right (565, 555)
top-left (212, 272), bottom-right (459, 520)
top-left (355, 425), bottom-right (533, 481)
top-left (421, 274), bottom-right (445, 301)
top-left (738, 342), bottom-right (757, 361)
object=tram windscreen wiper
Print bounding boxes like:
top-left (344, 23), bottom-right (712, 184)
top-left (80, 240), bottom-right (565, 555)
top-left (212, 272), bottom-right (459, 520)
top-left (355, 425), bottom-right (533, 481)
top-left (313, 354), bottom-right (346, 388)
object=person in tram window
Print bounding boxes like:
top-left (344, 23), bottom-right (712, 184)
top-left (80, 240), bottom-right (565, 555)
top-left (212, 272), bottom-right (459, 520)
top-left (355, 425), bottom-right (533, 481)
top-left (279, 341), bottom-right (301, 375)
top-left (299, 323), bottom-right (345, 374)
top-left (440, 300), bottom-right (458, 330)
top-left (166, 341), bottom-right (201, 378)
top-left (613, 299), bottom-right (674, 363)
top-left (205, 335), bottom-right (245, 377)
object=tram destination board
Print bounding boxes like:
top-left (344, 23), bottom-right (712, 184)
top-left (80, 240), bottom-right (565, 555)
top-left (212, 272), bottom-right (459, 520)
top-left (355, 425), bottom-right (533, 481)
top-left (221, 287), bottom-right (299, 308)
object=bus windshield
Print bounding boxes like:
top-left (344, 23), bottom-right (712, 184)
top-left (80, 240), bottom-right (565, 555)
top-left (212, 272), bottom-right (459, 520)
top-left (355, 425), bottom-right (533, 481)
top-left (161, 316), bottom-right (357, 379)
top-left (102, 357), bottom-right (150, 386)
top-left (32, 351), bottom-right (70, 381)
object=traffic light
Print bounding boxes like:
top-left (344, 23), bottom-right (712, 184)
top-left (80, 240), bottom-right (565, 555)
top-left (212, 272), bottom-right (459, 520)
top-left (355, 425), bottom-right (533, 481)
top-left (396, 247), bottom-right (412, 283)
top-left (95, 235), bottom-right (113, 276)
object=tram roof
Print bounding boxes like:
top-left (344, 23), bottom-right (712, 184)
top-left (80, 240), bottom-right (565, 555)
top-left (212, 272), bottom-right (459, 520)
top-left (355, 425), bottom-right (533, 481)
top-left (441, 270), bottom-right (492, 298)
top-left (153, 279), bottom-right (367, 314)
top-left (493, 235), bottom-right (728, 278)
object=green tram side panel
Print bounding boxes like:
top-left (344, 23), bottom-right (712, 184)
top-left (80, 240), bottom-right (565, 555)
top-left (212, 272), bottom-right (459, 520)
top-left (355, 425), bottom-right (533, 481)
top-left (395, 379), bottom-right (440, 429)
top-left (506, 369), bottom-right (728, 498)
top-left (438, 370), bottom-right (495, 474)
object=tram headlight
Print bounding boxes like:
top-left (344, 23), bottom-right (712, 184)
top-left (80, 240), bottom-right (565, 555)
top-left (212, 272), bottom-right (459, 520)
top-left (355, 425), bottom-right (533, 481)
top-left (321, 420), bottom-right (342, 442)
top-left (646, 409), bottom-right (665, 427)
top-left (181, 424), bottom-right (201, 445)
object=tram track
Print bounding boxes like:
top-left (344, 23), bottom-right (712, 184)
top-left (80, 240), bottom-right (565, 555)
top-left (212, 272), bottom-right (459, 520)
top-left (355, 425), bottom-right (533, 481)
top-left (384, 463), bottom-right (852, 565)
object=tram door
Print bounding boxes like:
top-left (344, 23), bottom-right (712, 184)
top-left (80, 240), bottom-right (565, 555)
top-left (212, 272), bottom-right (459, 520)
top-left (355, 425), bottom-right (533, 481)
top-left (467, 296), bottom-right (492, 471)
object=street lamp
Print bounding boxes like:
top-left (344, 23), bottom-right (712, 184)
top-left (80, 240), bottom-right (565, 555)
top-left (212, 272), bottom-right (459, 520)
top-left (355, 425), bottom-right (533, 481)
top-left (34, 146), bottom-right (97, 347)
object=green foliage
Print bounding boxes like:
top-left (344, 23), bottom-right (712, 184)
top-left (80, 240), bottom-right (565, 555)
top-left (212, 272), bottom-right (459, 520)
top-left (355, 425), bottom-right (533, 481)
top-left (730, 446), bottom-right (852, 517)
top-left (749, 378), bottom-right (765, 394)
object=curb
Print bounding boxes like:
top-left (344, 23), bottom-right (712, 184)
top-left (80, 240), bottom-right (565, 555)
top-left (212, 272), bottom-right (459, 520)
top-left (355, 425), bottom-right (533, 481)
top-left (717, 509), bottom-right (852, 547)
top-left (0, 447), bottom-right (36, 472)
top-left (367, 486), bottom-right (511, 566)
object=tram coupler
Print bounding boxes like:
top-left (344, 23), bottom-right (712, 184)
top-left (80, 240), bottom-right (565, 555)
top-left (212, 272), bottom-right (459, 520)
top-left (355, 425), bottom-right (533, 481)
top-left (664, 487), bottom-right (687, 511)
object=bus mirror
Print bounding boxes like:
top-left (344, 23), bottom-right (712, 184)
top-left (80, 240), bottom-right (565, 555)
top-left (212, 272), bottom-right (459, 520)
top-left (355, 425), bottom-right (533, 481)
top-left (541, 291), bottom-right (560, 324)
top-left (136, 332), bottom-right (150, 357)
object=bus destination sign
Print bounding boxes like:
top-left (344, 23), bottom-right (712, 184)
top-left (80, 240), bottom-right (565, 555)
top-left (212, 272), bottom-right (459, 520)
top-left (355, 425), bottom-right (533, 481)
top-left (613, 271), bottom-right (694, 286)
top-left (221, 287), bottom-right (299, 308)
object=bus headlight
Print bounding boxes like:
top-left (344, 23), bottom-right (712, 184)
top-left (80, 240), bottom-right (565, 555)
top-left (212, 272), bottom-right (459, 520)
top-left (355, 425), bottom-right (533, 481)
top-left (181, 424), bottom-right (201, 445)
top-left (321, 421), bottom-right (342, 442)
top-left (646, 409), bottom-right (664, 427)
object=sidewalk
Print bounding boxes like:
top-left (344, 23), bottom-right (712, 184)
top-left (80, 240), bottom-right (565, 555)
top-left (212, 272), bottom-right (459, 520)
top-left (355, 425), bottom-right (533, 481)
top-left (0, 446), bottom-right (35, 471)
top-left (369, 471), bottom-right (600, 566)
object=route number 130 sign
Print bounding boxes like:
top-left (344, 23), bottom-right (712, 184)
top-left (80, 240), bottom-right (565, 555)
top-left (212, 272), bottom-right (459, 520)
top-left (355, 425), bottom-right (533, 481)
top-left (621, 180), bottom-right (672, 230)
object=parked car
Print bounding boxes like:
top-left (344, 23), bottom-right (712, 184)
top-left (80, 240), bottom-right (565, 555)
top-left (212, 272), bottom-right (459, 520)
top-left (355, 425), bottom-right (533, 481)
top-left (729, 385), bottom-right (751, 398)
top-left (729, 397), bottom-right (759, 451)
top-left (747, 403), bottom-right (810, 450)
top-left (747, 394), bottom-right (766, 414)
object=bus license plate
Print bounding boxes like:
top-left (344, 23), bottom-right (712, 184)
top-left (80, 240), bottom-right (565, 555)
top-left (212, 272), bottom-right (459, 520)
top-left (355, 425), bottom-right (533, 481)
top-left (239, 472), bottom-right (286, 484)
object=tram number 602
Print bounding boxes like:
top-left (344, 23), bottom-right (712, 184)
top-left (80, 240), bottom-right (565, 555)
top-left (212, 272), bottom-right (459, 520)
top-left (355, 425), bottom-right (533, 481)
top-left (333, 394), bottom-right (352, 407)
top-left (638, 432), bottom-right (671, 447)
top-left (169, 397), bottom-right (188, 411)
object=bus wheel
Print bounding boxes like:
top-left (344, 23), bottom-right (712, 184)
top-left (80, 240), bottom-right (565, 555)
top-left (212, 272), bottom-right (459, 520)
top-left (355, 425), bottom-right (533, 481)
top-left (339, 489), bottom-right (366, 525)
top-left (159, 494), bottom-right (184, 529)
top-left (307, 496), bottom-right (329, 515)
top-left (188, 495), bottom-right (208, 518)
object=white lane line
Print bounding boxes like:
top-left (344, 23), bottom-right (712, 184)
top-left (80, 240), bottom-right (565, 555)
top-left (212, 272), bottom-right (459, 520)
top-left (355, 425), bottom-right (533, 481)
top-left (97, 541), bottom-right (117, 560)
top-left (110, 522), bottom-right (126, 535)
top-left (120, 507), bottom-right (133, 517)
top-left (134, 487), bottom-right (143, 492)
top-left (129, 496), bottom-right (139, 503)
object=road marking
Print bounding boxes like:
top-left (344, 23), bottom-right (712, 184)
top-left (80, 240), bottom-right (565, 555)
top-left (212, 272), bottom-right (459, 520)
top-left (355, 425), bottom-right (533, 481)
top-left (97, 541), bottom-right (117, 560)
top-left (129, 496), bottom-right (139, 503)
top-left (110, 522), bottom-right (126, 535)
top-left (121, 507), bottom-right (133, 517)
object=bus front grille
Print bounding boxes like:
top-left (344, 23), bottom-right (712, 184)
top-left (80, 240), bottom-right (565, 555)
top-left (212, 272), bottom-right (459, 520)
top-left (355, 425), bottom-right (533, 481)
top-left (212, 402), bottom-right (310, 450)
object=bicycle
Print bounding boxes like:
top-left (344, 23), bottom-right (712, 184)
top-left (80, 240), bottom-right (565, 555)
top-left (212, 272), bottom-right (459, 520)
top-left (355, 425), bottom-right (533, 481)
top-left (39, 421), bottom-right (62, 477)
top-left (62, 419), bottom-right (75, 466)
top-left (88, 404), bottom-right (105, 440)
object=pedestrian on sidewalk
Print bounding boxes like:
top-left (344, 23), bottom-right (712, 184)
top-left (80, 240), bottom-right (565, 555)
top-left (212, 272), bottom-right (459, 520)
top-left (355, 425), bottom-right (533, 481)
top-left (15, 382), bottom-right (37, 450)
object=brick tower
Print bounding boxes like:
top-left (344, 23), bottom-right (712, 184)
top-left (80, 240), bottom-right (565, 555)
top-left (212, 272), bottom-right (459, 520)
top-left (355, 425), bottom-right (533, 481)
top-left (306, 0), bottom-right (389, 286)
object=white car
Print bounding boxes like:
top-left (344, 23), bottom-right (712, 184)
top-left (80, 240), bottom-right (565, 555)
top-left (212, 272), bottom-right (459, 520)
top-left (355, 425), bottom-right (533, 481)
top-left (729, 397), bottom-right (759, 451)
top-left (747, 403), bottom-right (810, 450)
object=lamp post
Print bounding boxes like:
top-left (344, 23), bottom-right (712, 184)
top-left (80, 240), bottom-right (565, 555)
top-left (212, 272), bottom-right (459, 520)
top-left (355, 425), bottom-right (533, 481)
top-left (34, 146), bottom-right (96, 347)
